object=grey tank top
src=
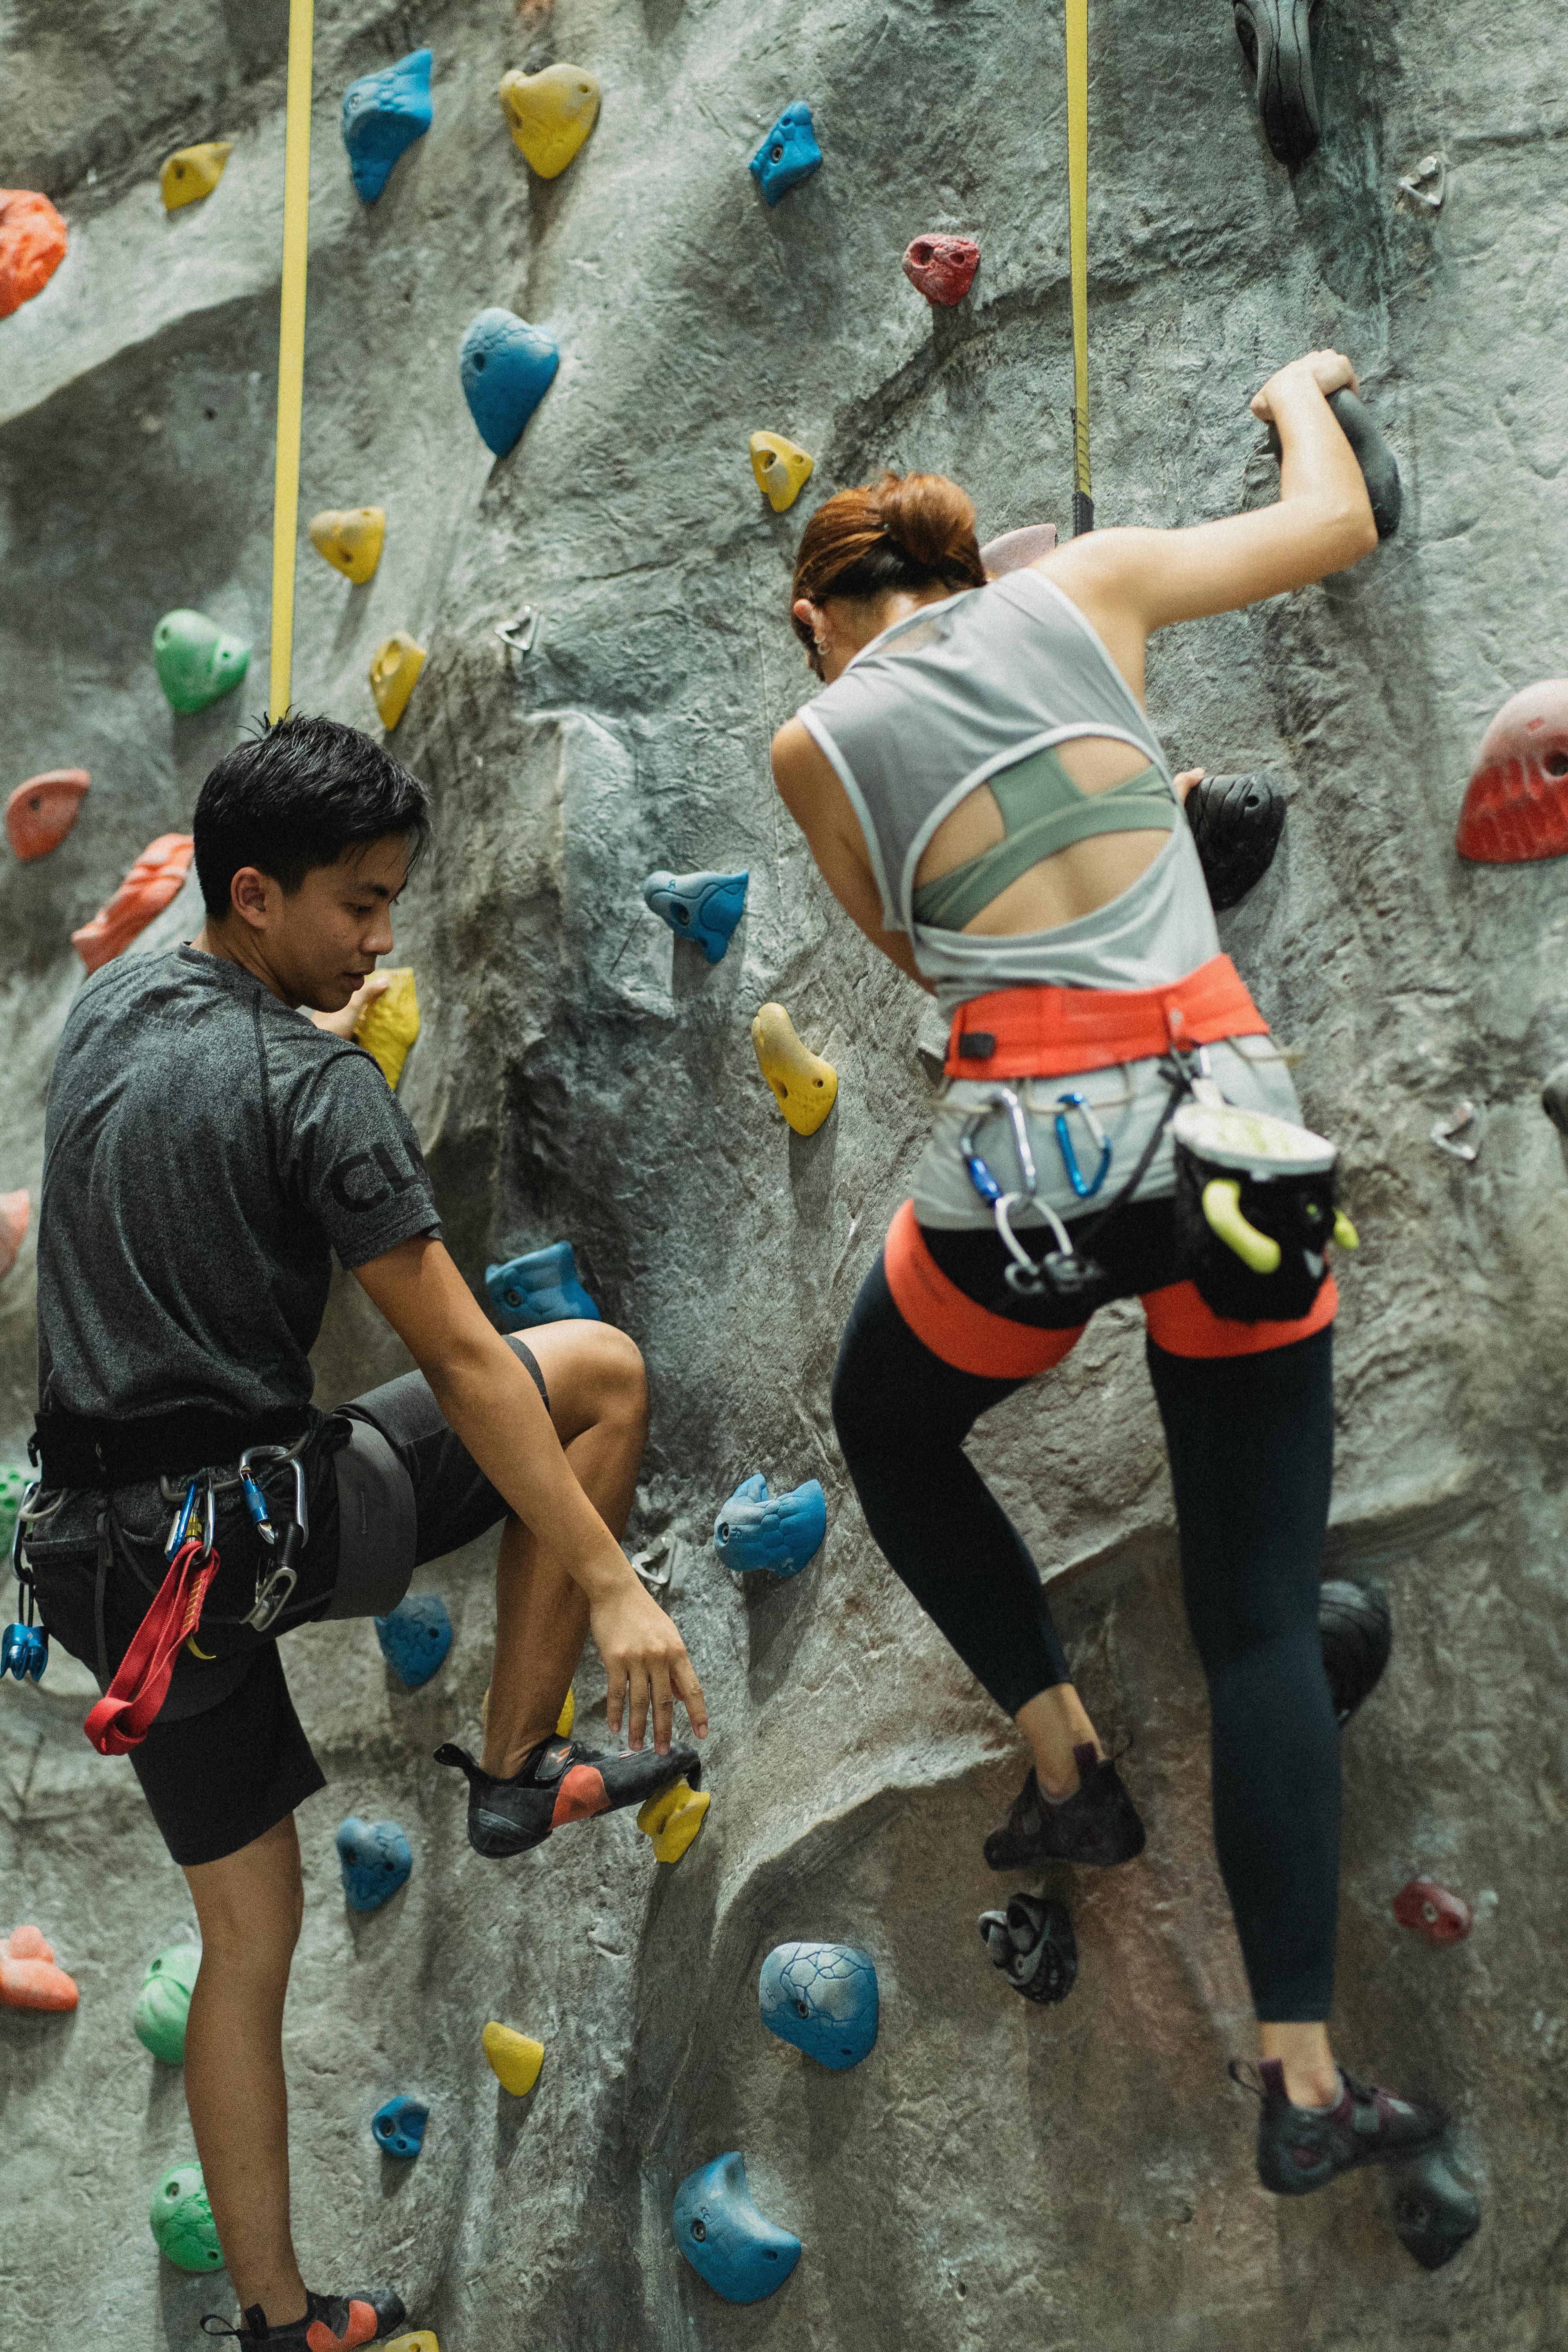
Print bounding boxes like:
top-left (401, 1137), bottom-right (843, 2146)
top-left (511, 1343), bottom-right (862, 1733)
top-left (799, 567), bottom-right (1221, 1016)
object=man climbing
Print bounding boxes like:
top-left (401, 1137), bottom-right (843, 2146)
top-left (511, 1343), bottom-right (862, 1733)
top-left (18, 713), bottom-right (708, 2349)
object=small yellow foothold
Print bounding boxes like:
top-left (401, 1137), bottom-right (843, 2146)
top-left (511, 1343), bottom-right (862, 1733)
top-left (309, 506), bottom-right (386, 584)
top-left (556, 1686), bottom-right (575, 1738)
top-left (1332, 1210), bottom-right (1360, 1251)
top-left (749, 431), bottom-right (815, 514)
top-left (636, 1777), bottom-right (711, 1865)
top-left (750, 1003), bottom-right (838, 1137)
top-left (499, 63), bottom-right (601, 178)
top-left (160, 142), bottom-right (234, 212)
top-left (483, 2020), bottom-right (544, 2096)
top-left (385, 2337), bottom-right (440, 2352)
top-left (355, 967), bottom-right (419, 1090)
top-left (369, 631), bottom-right (426, 731)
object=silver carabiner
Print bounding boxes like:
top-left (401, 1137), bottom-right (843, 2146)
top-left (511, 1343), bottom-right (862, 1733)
top-left (238, 1443), bottom-right (309, 1632)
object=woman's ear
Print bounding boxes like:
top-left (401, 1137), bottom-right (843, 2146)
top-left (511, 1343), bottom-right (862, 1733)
top-left (791, 597), bottom-right (822, 637)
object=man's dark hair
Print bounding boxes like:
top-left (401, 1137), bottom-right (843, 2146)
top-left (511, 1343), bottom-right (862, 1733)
top-left (193, 713), bottom-right (432, 918)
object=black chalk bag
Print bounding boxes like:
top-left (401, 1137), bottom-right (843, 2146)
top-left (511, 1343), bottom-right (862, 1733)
top-left (1171, 1100), bottom-right (1357, 1323)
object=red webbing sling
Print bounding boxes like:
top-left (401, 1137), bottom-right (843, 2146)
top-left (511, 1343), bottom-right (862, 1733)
top-left (83, 1537), bottom-right (221, 1756)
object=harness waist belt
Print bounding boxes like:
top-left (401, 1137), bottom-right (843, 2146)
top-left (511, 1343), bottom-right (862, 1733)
top-left (946, 953), bottom-right (1269, 1081)
top-left (33, 1401), bottom-right (309, 1490)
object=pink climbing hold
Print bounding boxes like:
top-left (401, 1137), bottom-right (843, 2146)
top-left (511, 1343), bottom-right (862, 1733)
top-left (7, 769), bottom-right (89, 862)
top-left (0, 1924), bottom-right (79, 2012)
top-left (902, 234), bottom-right (980, 307)
top-left (71, 833), bottom-right (195, 974)
top-left (0, 1190), bottom-right (28, 1279)
top-left (1454, 679), bottom-right (1568, 865)
top-left (0, 189), bottom-right (68, 318)
top-left (1392, 1879), bottom-right (1472, 1946)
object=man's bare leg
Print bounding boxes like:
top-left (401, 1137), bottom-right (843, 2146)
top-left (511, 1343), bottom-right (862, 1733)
top-left (182, 1814), bottom-right (307, 2326)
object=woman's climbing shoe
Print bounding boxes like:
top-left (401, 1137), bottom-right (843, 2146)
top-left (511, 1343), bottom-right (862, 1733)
top-left (434, 1734), bottom-right (700, 1858)
top-left (201, 2288), bottom-right (407, 2346)
top-left (983, 1743), bottom-right (1145, 1870)
top-left (978, 1892), bottom-right (1078, 2005)
top-left (1319, 1578), bottom-right (1392, 1727)
top-left (1234, 2059), bottom-right (1443, 2196)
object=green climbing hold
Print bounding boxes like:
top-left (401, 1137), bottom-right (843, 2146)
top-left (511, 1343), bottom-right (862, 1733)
top-left (152, 610), bottom-right (251, 715)
top-left (0, 1464), bottom-right (29, 1560)
top-left (133, 1942), bottom-right (201, 2065)
top-left (148, 2161), bottom-right (224, 2272)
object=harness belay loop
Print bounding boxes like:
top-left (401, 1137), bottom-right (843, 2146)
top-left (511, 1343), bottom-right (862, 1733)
top-left (83, 1535), bottom-right (221, 1755)
top-left (1172, 1098), bottom-right (1358, 1323)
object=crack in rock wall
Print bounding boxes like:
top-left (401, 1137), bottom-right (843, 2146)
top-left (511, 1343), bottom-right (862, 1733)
top-left (4, 0), bottom-right (1568, 2345)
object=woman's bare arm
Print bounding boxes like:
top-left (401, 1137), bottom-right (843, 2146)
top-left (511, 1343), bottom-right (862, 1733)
top-left (771, 719), bottom-right (935, 991)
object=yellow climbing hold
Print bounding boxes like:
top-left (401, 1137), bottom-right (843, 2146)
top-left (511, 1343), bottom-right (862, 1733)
top-left (636, 1777), bottom-right (711, 1865)
top-left (369, 631), bottom-right (425, 730)
top-left (499, 63), bottom-right (601, 179)
top-left (308, 506), bottom-right (386, 584)
top-left (750, 432), bottom-right (814, 515)
top-left (750, 1003), bottom-right (838, 1137)
top-left (356, 967), bottom-right (419, 1090)
top-left (483, 2021), bottom-right (544, 2096)
top-left (556, 1686), bottom-right (575, 1738)
top-left (385, 2337), bottom-right (440, 2352)
top-left (160, 142), bottom-right (234, 212)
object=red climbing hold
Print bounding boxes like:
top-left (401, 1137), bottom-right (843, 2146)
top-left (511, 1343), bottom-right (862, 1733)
top-left (0, 1924), bottom-right (79, 2012)
top-left (1392, 1879), bottom-right (1472, 1945)
top-left (7, 768), bottom-right (89, 862)
top-left (0, 1190), bottom-right (28, 1279)
top-left (902, 234), bottom-right (980, 307)
top-left (0, 189), bottom-right (68, 318)
top-left (1455, 679), bottom-right (1568, 865)
top-left (71, 833), bottom-right (195, 973)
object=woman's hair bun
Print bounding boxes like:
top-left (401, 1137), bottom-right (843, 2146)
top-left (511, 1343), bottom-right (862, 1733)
top-left (875, 472), bottom-right (980, 572)
top-left (789, 470), bottom-right (987, 672)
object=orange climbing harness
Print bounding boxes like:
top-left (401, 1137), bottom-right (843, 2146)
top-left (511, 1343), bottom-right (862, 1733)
top-left (944, 953), bottom-right (1269, 1081)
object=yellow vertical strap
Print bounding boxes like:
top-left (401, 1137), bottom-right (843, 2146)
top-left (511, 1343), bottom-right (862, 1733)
top-left (1065, 0), bottom-right (1093, 533)
top-left (268, 0), bottom-right (316, 720)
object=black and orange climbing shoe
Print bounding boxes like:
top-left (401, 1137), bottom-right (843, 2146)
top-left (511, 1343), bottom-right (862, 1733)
top-left (1319, 1578), bottom-right (1391, 1728)
top-left (435, 1734), bottom-right (700, 1859)
top-left (201, 2287), bottom-right (407, 2347)
top-left (983, 1742), bottom-right (1145, 1871)
top-left (978, 1891), bottom-right (1078, 2005)
top-left (1234, 2058), bottom-right (1443, 2196)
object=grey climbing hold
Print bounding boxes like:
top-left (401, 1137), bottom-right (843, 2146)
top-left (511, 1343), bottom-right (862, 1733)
top-left (980, 524), bottom-right (1057, 577)
top-left (673, 2152), bottom-right (801, 2304)
top-left (1397, 154), bottom-right (1446, 212)
top-left (1390, 2150), bottom-right (1481, 2271)
top-left (1233, 0), bottom-right (1321, 171)
top-left (1430, 1101), bottom-right (1482, 1163)
top-left (759, 1942), bottom-right (878, 2070)
top-left (1543, 1060), bottom-right (1568, 1138)
top-left (978, 1891), bottom-right (1078, 2004)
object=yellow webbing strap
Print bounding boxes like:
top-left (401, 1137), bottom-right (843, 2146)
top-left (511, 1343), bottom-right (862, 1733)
top-left (1065, 0), bottom-right (1093, 534)
top-left (268, 0), bottom-right (315, 721)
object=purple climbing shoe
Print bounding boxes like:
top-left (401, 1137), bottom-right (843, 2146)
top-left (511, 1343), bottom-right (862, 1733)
top-left (1235, 2058), bottom-right (1443, 2196)
top-left (984, 1742), bottom-right (1145, 1870)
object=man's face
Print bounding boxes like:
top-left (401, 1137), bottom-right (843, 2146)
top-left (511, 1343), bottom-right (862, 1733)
top-left (267, 836), bottom-right (412, 1012)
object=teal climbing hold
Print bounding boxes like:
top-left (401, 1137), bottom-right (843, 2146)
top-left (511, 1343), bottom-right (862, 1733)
top-left (149, 2162), bottom-right (224, 2272)
top-left (759, 1942), bottom-right (878, 2070)
top-left (713, 1474), bottom-right (826, 1578)
top-left (342, 48), bottom-right (432, 203)
top-left (750, 103), bottom-right (821, 205)
top-left (374, 1592), bottom-right (452, 1690)
top-left (372, 2093), bottom-right (429, 2160)
top-left (153, 610), bottom-right (250, 714)
top-left (643, 869), bottom-right (749, 964)
top-left (460, 309), bottom-right (559, 457)
top-left (133, 1942), bottom-right (201, 2064)
top-left (337, 1816), bottom-right (412, 1912)
top-left (673, 2152), bottom-right (801, 2305)
top-left (485, 1241), bottom-right (600, 1332)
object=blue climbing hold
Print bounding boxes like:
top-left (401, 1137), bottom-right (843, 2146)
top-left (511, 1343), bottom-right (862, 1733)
top-left (460, 309), bottom-right (560, 457)
top-left (643, 869), bottom-right (749, 965)
top-left (673, 2152), bottom-right (801, 2305)
top-left (372, 2093), bottom-right (429, 2160)
top-left (485, 1241), bottom-right (601, 1332)
top-left (1, 1624), bottom-right (47, 1681)
top-left (713, 1474), bottom-right (826, 1578)
top-left (759, 1942), bottom-right (878, 2071)
top-left (336, 1817), bottom-right (412, 1913)
top-left (374, 1593), bottom-right (452, 1690)
top-left (341, 48), bottom-right (432, 204)
top-left (749, 103), bottom-right (822, 206)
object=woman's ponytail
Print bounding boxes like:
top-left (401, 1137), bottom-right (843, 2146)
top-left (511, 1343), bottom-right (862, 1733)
top-left (791, 472), bottom-right (986, 669)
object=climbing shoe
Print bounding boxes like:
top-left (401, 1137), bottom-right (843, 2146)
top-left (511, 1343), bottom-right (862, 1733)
top-left (984, 1742), bottom-right (1145, 1870)
top-left (201, 2287), bottom-right (407, 2347)
top-left (978, 1891), bottom-right (1078, 2005)
top-left (435, 1733), bottom-right (700, 1859)
top-left (1234, 2058), bottom-right (1443, 2196)
top-left (1319, 1578), bottom-right (1392, 1728)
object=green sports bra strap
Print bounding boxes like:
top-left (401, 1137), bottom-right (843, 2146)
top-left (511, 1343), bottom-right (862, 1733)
top-left (913, 756), bottom-right (1176, 933)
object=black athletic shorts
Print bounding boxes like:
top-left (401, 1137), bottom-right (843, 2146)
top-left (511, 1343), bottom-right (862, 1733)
top-left (22, 1339), bottom-right (549, 1869)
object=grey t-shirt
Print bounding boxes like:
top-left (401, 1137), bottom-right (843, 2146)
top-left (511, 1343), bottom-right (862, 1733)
top-left (36, 946), bottom-right (441, 1422)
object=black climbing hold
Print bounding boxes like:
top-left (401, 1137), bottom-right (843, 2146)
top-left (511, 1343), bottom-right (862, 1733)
top-left (1319, 1578), bottom-right (1392, 1728)
top-left (1183, 772), bottom-right (1285, 912)
top-left (1390, 2151), bottom-right (1482, 2272)
top-left (1543, 1058), bottom-right (1568, 1137)
top-left (1233, 0), bottom-right (1322, 170)
top-left (1266, 390), bottom-right (1402, 542)
top-left (978, 1893), bottom-right (1078, 2005)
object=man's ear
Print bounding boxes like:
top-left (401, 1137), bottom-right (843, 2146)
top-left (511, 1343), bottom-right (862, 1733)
top-left (229, 866), bottom-right (275, 933)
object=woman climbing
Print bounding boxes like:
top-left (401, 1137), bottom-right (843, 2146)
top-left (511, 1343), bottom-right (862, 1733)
top-left (770, 350), bottom-right (1441, 2196)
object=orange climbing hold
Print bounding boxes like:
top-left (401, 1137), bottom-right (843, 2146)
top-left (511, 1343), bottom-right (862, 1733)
top-left (71, 833), bottom-right (195, 974)
top-left (7, 769), bottom-right (89, 861)
top-left (0, 1924), bottom-right (79, 2012)
top-left (0, 1191), bottom-right (28, 1279)
top-left (0, 190), bottom-right (67, 318)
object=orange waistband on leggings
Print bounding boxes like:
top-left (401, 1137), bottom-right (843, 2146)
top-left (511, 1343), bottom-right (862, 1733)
top-left (945, 954), bottom-right (1269, 1082)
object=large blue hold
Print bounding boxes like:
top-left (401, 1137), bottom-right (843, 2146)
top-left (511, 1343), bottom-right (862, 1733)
top-left (673, 2152), bottom-right (801, 2305)
top-left (336, 1817), bottom-right (412, 1913)
top-left (460, 309), bottom-right (560, 457)
top-left (341, 48), bottom-right (432, 203)
top-left (372, 2093), bottom-right (429, 2160)
top-left (759, 1941), bottom-right (878, 2071)
top-left (749, 103), bottom-right (822, 205)
top-left (643, 869), bottom-right (749, 965)
top-left (486, 1241), bottom-right (601, 1332)
top-left (713, 1474), bottom-right (826, 1577)
top-left (374, 1592), bottom-right (452, 1690)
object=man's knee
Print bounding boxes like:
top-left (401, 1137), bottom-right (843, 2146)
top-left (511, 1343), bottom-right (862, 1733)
top-left (185, 1816), bottom-right (305, 1972)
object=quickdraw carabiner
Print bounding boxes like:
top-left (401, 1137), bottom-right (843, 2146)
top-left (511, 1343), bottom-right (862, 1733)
top-left (237, 1444), bottom-right (309, 1633)
top-left (959, 1087), bottom-right (1091, 1296)
top-left (1052, 1090), bottom-right (1113, 1200)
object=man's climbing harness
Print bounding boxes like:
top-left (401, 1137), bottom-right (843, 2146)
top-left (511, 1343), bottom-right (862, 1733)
top-left (1065, 0), bottom-right (1093, 534)
top-left (268, 0), bottom-right (316, 720)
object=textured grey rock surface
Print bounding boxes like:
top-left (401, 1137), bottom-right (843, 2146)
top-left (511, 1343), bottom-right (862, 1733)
top-left (2, 0), bottom-right (1565, 2343)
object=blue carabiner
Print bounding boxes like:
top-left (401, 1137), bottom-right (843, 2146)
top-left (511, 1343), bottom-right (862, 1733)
top-left (1053, 1090), bottom-right (1113, 1200)
top-left (166, 1479), bottom-right (200, 1560)
top-left (240, 1468), bottom-right (277, 1547)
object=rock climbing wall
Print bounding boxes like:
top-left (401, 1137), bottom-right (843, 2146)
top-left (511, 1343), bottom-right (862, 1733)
top-left (4, 0), bottom-right (1568, 2342)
